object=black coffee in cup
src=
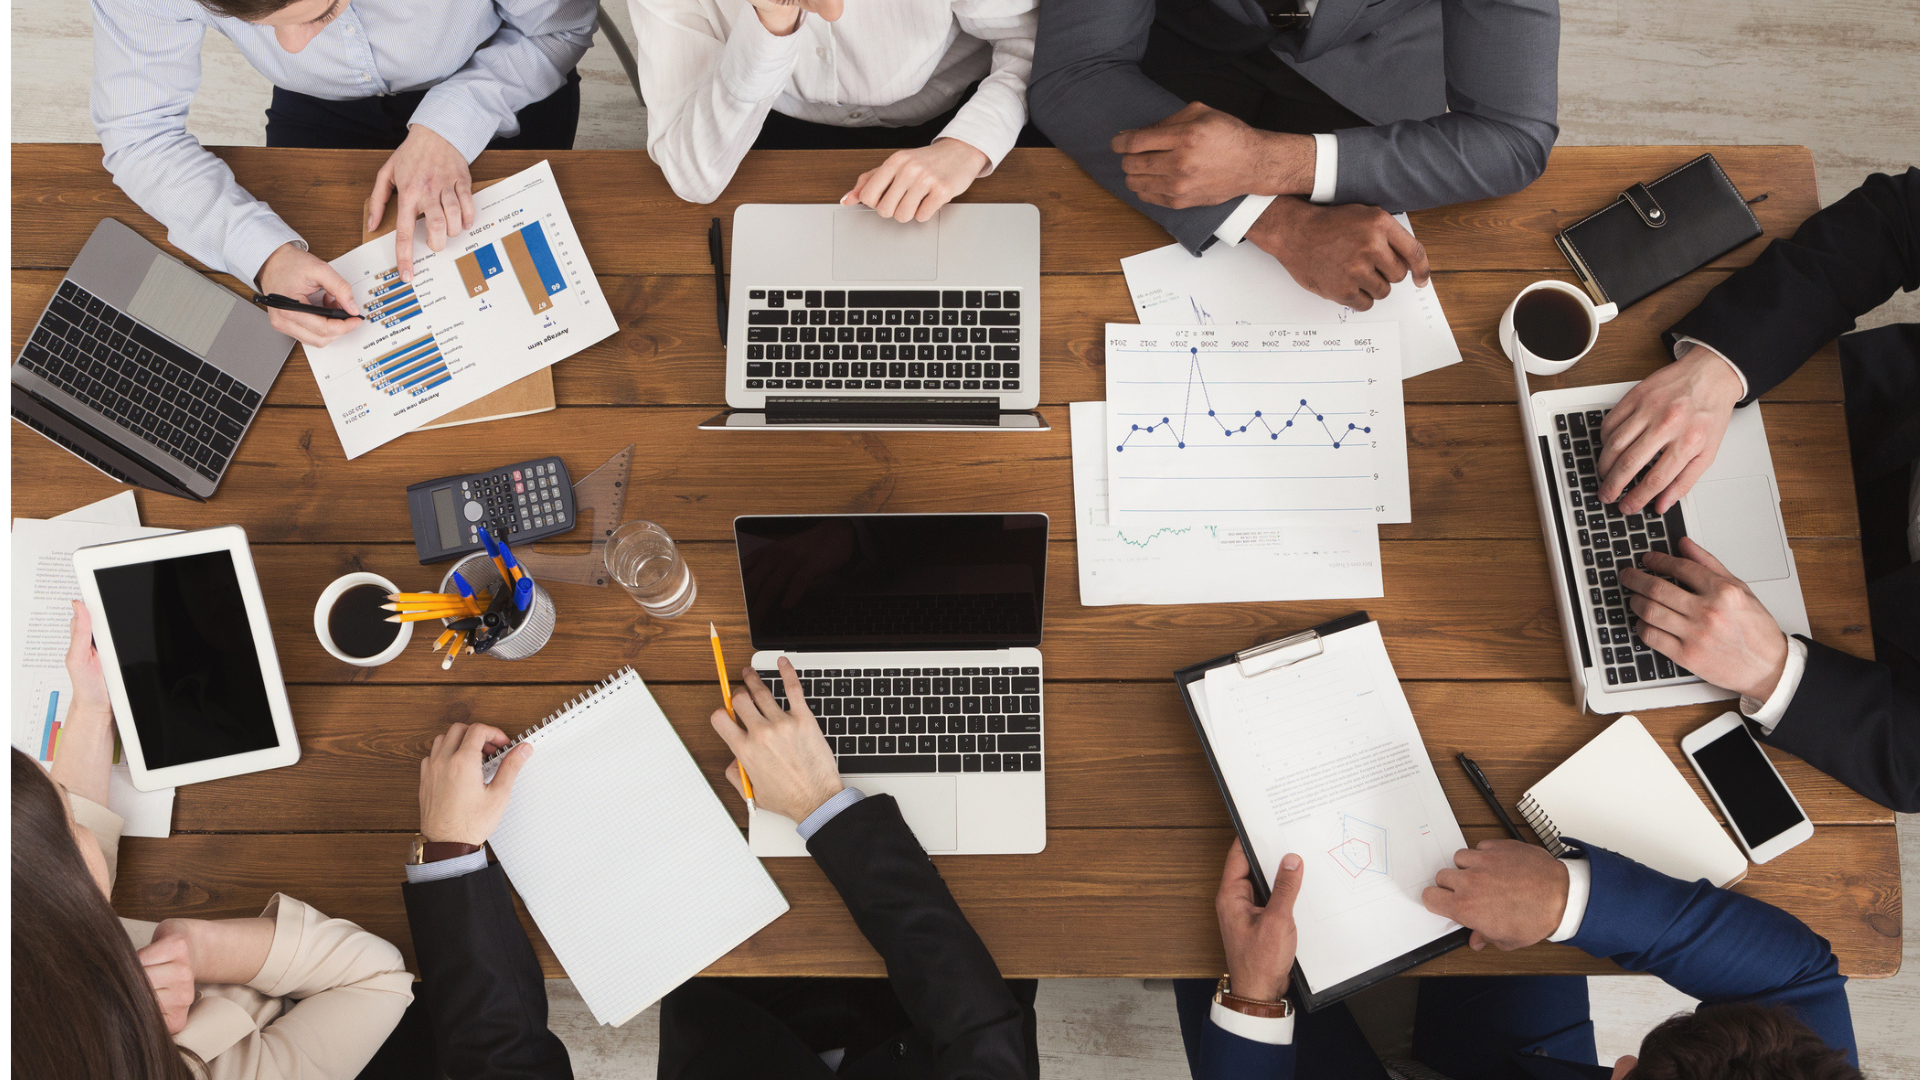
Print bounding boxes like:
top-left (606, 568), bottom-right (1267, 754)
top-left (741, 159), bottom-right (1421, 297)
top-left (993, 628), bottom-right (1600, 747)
top-left (327, 583), bottom-right (400, 659)
top-left (1514, 288), bottom-right (1593, 363)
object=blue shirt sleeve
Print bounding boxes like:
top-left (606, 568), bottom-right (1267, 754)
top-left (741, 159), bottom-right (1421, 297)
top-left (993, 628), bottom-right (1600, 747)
top-left (404, 848), bottom-right (490, 884)
top-left (796, 787), bottom-right (866, 841)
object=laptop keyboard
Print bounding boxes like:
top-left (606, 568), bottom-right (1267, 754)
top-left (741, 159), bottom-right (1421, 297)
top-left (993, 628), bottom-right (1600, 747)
top-left (742, 289), bottom-right (1022, 393)
top-left (765, 662), bottom-right (1043, 775)
top-left (1554, 408), bottom-right (1694, 689)
top-left (16, 280), bottom-right (260, 481)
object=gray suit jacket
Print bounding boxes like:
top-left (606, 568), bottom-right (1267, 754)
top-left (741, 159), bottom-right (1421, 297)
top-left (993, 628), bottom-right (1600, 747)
top-left (1029, 0), bottom-right (1560, 253)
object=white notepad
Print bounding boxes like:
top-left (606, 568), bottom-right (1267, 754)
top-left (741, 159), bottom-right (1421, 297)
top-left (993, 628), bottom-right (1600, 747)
top-left (482, 669), bottom-right (789, 1026)
top-left (1518, 715), bottom-right (1748, 888)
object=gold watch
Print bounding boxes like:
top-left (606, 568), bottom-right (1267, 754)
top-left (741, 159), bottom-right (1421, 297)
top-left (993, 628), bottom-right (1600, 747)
top-left (1213, 973), bottom-right (1293, 1019)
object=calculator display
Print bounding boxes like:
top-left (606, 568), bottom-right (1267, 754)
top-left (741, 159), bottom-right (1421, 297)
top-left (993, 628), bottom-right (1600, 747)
top-left (432, 487), bottom-right (461, 550)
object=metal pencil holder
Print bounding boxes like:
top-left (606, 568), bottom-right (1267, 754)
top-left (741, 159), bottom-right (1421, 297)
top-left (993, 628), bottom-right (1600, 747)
top-left (441, 553), bottom-right (555, 661)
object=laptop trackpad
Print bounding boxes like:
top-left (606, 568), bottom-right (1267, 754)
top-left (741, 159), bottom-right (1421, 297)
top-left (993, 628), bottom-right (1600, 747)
top-left (125, 254), bottom-right (234, 356)
top-left (1685, 475), bottom-right (1790, 582)
top-left (858, 776), bottom-right (959, 851)
top-left (833, 210), bottom-right (938, 280)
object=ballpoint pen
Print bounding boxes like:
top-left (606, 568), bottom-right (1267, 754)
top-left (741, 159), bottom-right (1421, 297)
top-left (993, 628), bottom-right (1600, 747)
top-left (1455, 752), bottom-right (1527, 843)
top-left (513, 576), bottom-right (533, 613)
top-left (478, 527), bottom-right (510, 584)
top-left (710, 622), bottom-right (754, 812)
top-left (500, 543), bottom-right (524, 584)
top-left (250, 292), bottom-right (356, 321)
top-left (450, 571), bottom-right (485, 616)
top-left (708, 217), bottom-right (728, 347)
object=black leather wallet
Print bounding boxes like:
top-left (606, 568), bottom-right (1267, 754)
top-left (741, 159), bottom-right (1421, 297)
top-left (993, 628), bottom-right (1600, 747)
top-left (1554, 153), bottom-right (1763, 312)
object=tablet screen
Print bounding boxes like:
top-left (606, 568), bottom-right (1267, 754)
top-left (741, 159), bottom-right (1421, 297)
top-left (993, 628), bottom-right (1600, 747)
top-left (94, 550), bottom-right (280, 768)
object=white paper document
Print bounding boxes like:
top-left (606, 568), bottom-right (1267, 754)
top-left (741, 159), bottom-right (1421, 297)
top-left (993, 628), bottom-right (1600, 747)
top-left (12, 505), bottom-right (178, 837)
top-left (1120, 217), bottom-right (1463, 380)
top-left (1104, 323), bottom-right (1410, 524)
top-left (1068, 402), bottom-right (1381, 605)
top-left (1196, 622), bottom-right (1465, 992)
top-left (305, 160), bottom-right (618, 458)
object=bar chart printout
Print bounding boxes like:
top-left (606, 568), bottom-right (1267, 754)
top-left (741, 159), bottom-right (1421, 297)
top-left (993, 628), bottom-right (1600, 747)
top-left (1104, 324), bottom-right (1409, 524)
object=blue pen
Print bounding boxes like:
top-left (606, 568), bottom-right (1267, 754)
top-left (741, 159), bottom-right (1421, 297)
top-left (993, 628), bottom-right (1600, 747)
top-left (514, 576), bottom-right (533, 612)
top-left (477, 526), bottom-right (509, 583)
top-left (500, 539), bottom-right (524, 583)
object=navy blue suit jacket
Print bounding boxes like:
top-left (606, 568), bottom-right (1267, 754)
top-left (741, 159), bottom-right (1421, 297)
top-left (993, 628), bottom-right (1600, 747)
top-left (1187, 844), bottom-right (1855, 1078)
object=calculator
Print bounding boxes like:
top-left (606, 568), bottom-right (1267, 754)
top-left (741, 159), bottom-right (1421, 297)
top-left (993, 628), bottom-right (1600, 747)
top-left (406, 457), bottom-right (575, 563)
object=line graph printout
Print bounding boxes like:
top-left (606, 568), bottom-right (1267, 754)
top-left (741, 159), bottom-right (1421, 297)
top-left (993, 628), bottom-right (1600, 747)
top-left (1105, 324), bottom-right (1410, 524)
top-left (305, 160), bottom-right (618, 458)
top-left (1195, 622), bottom-right (1465, 990)
top-left (1068, 402), bottom-right (1381, 604)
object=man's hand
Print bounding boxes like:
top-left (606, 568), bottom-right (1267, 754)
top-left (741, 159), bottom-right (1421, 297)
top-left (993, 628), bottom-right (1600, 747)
top-left (1597, 346), bottom-right (1745, 514)
top-left (710, 658), bottom-right (845, 823)
top-left (368, 125), bottom-right (475, 283)
top-left (418, 722), bottom-right (532, 846)
top-left (1246, 198), bottom-right (1430, 310)
top-left (1423, 839), bottom-right (1568, 951)
top-left (841, 138), bottom-right (988, 223)
top-left (1620, 537), bottom-right (1789, 700)
top-left (256, 243), bottom-right (363, 348)
top-left (137, 924), bottom-right (197, 1034)
top-left (1110, 102), bottom-right (1313, 209)
top-left (746, 0), bottom-right (842, 35)
top-left (1215, 838), bottom-right (1302, 1001)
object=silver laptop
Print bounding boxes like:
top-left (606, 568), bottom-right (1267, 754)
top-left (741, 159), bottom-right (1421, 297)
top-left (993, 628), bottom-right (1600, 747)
top-left (12, 218), bottom-right (293, 500)
top-left (1516, 360), bottom-right (1810, 713)
top-left (701, 204), bottom-right (1047, 432)
top-left (738, 513), bottom-right (1048, 856)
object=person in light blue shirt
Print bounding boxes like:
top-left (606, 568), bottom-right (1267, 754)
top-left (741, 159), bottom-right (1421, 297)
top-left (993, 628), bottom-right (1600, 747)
top-left (90, 0), bottom-right (597, 349)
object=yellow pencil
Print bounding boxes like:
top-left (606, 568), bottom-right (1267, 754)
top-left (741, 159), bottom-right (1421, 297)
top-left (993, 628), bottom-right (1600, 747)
top-left (442, 631), bottom-right (467, 670)
top-left (709, 622), bottom-right (754, 811)
top-left (387, 611), bottom-right (468, 624)
top-left (432, 629), bottom-right (457, 653)
top-left (387, 592), bottom-right (464, 603)
top-left (383, 602), bottom-right (473, 614)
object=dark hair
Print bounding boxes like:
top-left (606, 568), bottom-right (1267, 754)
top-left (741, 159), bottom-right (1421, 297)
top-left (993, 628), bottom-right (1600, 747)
top-left (193, 0), bottom-right (307, 20)
top-left (10, 749), bottom-right (198, 1080)
top-left (1633, 1002), bottom-right (1862, 1080)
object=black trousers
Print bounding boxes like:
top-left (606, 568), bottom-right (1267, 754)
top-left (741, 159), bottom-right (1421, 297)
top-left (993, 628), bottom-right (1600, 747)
top-left (264, 70), bottom-right (582, 150)
top-left (752, 81), bottom-right (1052, 152)
top-left (1140, 21), bottom-right (1366, 136)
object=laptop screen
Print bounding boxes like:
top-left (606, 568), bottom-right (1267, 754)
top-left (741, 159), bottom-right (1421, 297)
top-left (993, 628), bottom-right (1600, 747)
top-left (735, 514), bottom-right (1048, 651)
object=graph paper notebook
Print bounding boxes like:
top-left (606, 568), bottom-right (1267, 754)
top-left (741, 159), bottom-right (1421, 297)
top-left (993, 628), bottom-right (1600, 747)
top-left (482, 668), bottom-right (789, 1026)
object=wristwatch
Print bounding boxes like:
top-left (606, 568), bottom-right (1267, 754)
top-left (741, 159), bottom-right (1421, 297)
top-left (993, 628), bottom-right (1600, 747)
top-left (409, 834), bottom-right (482, 865)
top-left (1213, 974), bottom-right (1293, 1019)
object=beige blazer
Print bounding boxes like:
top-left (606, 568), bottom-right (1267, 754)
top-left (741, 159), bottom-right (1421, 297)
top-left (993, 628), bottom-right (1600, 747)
top-left (72, 794), bottom-right (414, 1080)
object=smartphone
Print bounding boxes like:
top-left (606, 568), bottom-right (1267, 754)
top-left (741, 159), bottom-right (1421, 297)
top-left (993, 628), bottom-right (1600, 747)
top-left (1680, 712), bottom-right (1813, 864)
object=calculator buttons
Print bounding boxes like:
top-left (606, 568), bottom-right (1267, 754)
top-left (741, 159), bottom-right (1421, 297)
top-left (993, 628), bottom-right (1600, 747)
top-left (512, 470), bottom-right (522, 481)
top-left (463, 500), bottom-right (483, 522)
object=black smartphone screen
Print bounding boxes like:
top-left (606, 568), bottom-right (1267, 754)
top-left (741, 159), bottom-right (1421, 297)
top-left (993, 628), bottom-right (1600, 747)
top-left (1692, 724), bottom-right (1805, 847)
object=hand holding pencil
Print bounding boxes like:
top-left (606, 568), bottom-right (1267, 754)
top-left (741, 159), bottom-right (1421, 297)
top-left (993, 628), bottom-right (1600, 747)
top-left (706, 650), bottom-right (845, 825)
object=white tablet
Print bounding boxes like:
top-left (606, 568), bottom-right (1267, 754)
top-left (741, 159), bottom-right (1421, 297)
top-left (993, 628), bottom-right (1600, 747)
top-left (72, 525), bottom-right (300, 791)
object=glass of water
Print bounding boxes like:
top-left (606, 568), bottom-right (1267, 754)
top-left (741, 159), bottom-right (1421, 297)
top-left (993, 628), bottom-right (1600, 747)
top-left (605, 520), bottom-right (698, 618)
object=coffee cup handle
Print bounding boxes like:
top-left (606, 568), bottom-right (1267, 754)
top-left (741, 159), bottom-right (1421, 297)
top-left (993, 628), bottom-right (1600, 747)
top-left (1594, 301), bottom-right (1619, 324)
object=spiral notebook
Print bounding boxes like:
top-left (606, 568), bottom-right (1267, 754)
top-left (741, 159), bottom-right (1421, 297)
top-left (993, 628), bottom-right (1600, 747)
top-left (1518, 715), bottom-right (1747, 888)
top-left (481, 669), bottom-right (789, 1026)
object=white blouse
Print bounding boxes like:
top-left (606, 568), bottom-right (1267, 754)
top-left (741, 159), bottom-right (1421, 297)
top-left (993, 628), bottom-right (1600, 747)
top-left (630, 0), bottom-right (1037, 203)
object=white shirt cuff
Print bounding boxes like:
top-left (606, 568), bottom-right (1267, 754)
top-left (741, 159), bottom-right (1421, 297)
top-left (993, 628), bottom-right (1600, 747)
top-left (796, 786), bottom-right (866, 841)
top-left (1674, 336), bottom-right (1750, 401)
top-left (1741, 635), bottom-right (1808, 733)
top-left (1209, 1001), bottom-right (1295, 1045)
top-left (1309, 133), bottom-right (1338, 204)
top-left (404, 848), bottom-right (489, 884)
top-left (1547, 857), bottom-right (1591, 942)
top-left (1213, 195), bottom-right (1275, 247)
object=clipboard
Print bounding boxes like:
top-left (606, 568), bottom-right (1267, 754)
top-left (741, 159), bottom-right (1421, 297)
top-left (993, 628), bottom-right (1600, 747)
top-left (1173, 611), bottom-right (1470, 1012)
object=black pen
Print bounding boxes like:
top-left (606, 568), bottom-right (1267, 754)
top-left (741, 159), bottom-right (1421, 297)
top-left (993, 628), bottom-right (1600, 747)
top-left (250, 292), bottom-right (356, 321)
top-left (1455, 752), bottom-right (1526, 842)
top-left (708, 216), bottom-right (728, 347)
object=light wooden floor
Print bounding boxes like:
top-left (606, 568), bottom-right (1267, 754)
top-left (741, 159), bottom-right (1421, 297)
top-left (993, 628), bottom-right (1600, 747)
top-left (11, 0), bottom-right (1915, 1074)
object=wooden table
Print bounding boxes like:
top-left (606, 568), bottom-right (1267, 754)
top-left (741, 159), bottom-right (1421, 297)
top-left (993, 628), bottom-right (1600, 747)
top-left (11, 143), bottom-right (1901, 980)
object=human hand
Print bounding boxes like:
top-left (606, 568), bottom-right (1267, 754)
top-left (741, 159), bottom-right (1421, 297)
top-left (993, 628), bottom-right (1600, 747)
top-left (745, 0), bottom-right (842, 35)
top-left (418, 722), bottom-right (532, 846)
top-left (368, 125), bottom-right (475, 283)
top-left (1109, 102), bottom-right (1312, 209)
top-left (1246, 199), bottom-right (1430, 310)
top-left (710, 658), bottom-right (845, 823)
top-left (256, 243), bottom-right (363, 348)
top-left (138, 922), bottom-right (198, 1034)
top-left (1597, 346), bottom-right (1744, 514)
top-left (66, 600), bottom-right (112, 727)
top-left (1620, 537), bottom-right (1789, 700)
top-left (1215, 838), bottom-right (1302, 1001)
top-left (1422, 839), bottom-right (1568, 951)
top-left (841, 139), bottom-right (988, 223)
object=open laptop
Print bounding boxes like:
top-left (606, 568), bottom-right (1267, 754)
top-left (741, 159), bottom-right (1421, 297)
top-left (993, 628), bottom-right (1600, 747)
top-left (1516, 360), bottom-right (1810, 714)
top-left (737, 512), bottom-right (1048, 856)
top-left (12, 218), bottom-right (293, 501)
top-left (700, 204), bottom-right (1047, 432)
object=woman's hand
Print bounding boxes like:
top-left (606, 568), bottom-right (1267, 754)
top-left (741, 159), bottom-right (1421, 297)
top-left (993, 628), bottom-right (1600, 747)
top-left (841, 139), bottom-right (989, 223)
top-left (51, 601), bottom-right (117, 806)
top-left (65, 601), bottom-right (112, 728)
top-left (138, 923), bottom-right (199, 1035)
top-left (746, 0), bottom-right (843, 36)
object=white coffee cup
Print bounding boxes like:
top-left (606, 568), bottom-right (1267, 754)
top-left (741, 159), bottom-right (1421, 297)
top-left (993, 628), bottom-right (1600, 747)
top-left (314, 571), bottom-right (412, 667)
top-left (1499, 279), bottom-right (1619, 376)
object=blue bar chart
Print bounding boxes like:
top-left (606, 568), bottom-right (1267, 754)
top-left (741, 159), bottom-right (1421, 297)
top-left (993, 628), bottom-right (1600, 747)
top-left (363, 268), bottom-right (422, 327)
top-left (364, 333), bottom-right (450, 396)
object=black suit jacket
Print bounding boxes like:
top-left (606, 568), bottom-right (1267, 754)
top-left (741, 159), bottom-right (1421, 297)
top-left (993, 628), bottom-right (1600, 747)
top-left (1664, 167), bottom-right (1920, 813)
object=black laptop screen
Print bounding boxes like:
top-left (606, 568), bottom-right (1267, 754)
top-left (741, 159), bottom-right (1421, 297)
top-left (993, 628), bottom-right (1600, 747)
top-left (735, 514), bottom-right (1048, 651)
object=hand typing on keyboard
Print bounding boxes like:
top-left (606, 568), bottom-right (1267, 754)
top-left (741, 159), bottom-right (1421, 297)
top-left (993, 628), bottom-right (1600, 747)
top-left (1596, 344), bottom-right (1745, 515)
top-left (711, 658), bottom-right (846, 823)
top-left (1619, 536), bottom-right (1791, 701)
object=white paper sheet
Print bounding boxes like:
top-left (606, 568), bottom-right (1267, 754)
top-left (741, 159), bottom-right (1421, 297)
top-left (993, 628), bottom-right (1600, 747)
top-left (1196, 622), bottom-right (1465, 992)
top-left (12, 507), bottom-right (178, 837)
top-left (305, 160), bottom-right (619, 458)
top-left (1068, 402), bottom-right (1381, 605)
top-left (1103, 323), bottom-right (1410, 524)
top-left (1121, 217), bottom-right (1463, 380)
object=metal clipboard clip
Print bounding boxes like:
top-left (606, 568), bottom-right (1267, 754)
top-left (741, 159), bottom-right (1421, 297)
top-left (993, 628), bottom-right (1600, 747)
top-left (1234, 628), bottom-right (1325, 678)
